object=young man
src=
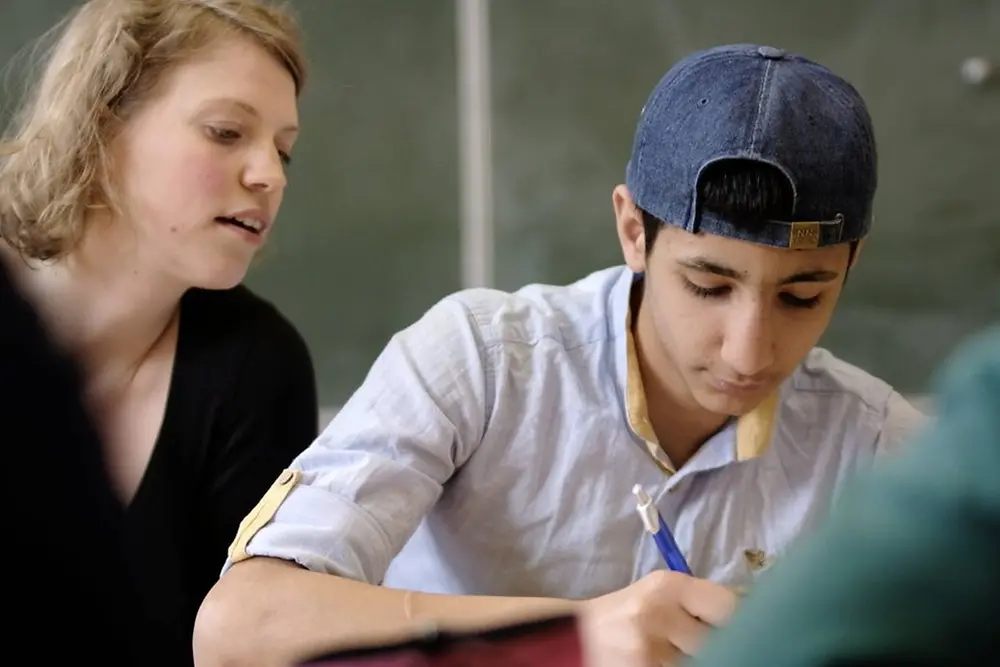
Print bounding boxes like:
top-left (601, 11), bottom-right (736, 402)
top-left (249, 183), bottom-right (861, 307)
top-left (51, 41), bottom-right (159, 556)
top-left (195, 44), bottom-right (924, 667)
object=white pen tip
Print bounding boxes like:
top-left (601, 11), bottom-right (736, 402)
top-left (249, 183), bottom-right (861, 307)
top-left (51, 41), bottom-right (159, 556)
top-left (632, 484), bottom-right (651, 504)
top-left (632, 484), bottom-right (657, 532)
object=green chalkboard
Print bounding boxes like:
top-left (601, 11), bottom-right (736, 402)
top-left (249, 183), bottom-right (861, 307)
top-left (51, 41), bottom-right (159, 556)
top-left (2, 1), bottom-right (999, 408)
top-left (244, 1), bottom-right (462, 406)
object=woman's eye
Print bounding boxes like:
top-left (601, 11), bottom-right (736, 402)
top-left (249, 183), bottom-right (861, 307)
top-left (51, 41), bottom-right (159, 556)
top-left (208, 126), bottom-right (241, 142)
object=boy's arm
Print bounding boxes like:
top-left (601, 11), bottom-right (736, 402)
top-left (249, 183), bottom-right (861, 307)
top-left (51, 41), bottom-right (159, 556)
top-left (195, 557), bottom-right (577, 667)
top-left (193, 297), bottom-right (575, 667)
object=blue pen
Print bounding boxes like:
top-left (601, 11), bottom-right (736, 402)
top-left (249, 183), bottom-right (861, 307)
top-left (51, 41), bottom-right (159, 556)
top-left (632, 484), bottom-right (692, 575)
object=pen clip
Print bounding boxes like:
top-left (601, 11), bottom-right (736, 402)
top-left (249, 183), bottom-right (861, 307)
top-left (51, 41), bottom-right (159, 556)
top-left (632, 484), bottom-right (659, 534)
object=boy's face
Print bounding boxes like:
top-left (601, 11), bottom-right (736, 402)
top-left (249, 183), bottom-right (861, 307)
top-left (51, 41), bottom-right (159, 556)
top-left (614, 186), bottom-right (856, 417)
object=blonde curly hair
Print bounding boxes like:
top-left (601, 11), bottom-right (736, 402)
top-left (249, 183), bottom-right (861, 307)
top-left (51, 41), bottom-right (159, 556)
top-left (0, 0), bottom-right (307, 261)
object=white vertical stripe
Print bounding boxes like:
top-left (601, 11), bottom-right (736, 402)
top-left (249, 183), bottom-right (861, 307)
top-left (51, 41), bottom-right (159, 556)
top-left (456, 0), bottom-right (494, 288)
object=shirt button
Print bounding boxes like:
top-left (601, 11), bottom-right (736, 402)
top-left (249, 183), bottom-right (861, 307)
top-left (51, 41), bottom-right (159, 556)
top-left (278, 470), bottom-right (294, 485)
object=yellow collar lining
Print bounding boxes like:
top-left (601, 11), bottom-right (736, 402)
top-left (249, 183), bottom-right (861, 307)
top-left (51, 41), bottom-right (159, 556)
top-left (624, 309), bottom-right (778, 471)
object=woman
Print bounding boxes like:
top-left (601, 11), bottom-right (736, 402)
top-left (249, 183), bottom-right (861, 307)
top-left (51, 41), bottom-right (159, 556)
top-left (0, 1), bottom-right (318, 664)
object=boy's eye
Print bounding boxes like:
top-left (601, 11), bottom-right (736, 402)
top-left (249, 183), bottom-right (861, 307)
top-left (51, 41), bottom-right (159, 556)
top-left (683, 279), bottom-right (823, 310)
top-left (780, 293), bottom-right (822, 309)
top-left (683, 280), bottom-right (730, 299)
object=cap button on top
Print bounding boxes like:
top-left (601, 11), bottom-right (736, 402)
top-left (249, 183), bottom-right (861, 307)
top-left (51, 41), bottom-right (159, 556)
top-left (757, 46), bottom-right (785, 60)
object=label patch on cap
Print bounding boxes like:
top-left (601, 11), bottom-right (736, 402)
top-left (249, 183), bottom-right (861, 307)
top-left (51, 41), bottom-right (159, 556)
top-left (788, 222), bottom-right (820, 249)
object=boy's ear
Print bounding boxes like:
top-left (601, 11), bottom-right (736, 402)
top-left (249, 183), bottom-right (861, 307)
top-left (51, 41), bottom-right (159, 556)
top-left (613, 185), bottom-right (647, 274)
top-left (850, 237), bottom-right (867, 268)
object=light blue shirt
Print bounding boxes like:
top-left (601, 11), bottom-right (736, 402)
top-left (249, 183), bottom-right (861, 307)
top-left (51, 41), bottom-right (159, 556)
top-left (223, 266), bottom-right (924, 596)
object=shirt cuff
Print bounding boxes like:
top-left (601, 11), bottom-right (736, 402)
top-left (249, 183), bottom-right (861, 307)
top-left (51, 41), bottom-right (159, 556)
top-left (221, 468), bottom-right (393, 583)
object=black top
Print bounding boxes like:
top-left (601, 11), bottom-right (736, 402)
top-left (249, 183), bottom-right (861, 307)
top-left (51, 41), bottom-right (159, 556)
top-left (126, 286), bottom-right (319, 667)
top-left (1, 259), bottom-right (142, 664)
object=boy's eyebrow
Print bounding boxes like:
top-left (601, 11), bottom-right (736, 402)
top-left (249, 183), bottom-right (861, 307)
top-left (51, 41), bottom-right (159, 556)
top-left (677, 258), bottom-right (840, 285)
top-left (780, 269), bottom-right (840, 285)
top-left (678, 258), bottom-right (743, 280)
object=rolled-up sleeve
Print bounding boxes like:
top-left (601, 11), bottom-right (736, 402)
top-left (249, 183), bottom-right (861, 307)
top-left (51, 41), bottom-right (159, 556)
top-left (221, 297), bottom-right (492, 584)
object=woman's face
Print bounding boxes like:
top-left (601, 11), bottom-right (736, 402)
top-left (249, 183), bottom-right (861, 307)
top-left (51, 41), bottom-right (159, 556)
top-left (109, 35), bottom-right (300, 290)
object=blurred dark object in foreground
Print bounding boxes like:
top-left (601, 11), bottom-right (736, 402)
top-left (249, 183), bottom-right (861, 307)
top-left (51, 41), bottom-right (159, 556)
top-left (298, 614), bottom-right (582, 667)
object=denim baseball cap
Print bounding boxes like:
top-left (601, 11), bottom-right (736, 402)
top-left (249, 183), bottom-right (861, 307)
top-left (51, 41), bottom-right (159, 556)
top-left (625, 43), bottom-right (877, 250)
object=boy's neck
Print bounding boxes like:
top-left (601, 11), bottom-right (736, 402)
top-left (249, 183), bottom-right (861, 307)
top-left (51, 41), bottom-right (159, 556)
top-left (630, 286), bottom-right (732, 469)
